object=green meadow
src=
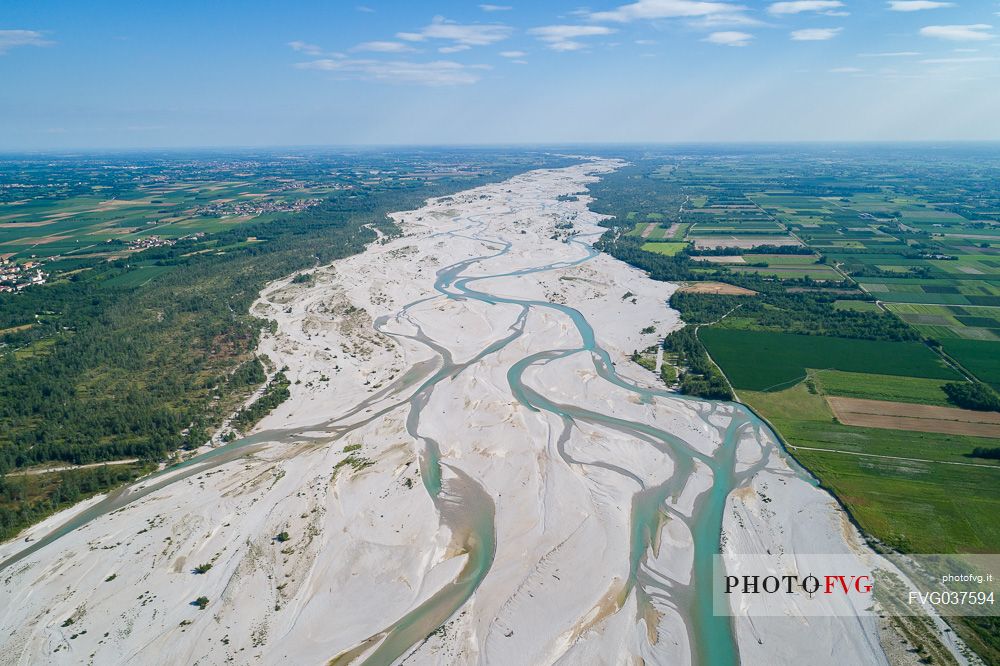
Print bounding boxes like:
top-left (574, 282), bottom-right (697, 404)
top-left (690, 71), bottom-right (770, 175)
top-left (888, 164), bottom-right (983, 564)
top-left (699, 328), bottom-right (958, 391)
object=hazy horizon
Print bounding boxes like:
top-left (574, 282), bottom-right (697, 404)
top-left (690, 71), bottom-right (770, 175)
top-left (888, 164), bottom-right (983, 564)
top-left (3, 0), bottom-right (1000, 149)
top-left (5, 140), bottom-right (1000, 156)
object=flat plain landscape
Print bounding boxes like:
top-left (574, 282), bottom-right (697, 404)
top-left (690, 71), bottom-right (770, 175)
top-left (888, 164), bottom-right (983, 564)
top-left (0, 147), bottom-right (995, 665)
top-left (590, 146), bottom-right (1000, 662)
top-left (0, 157), bottom-right (956, 666)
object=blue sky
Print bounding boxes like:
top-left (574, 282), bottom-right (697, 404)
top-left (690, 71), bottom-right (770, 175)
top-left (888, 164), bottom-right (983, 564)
top-left (2, 0), bottom-right (999, 148)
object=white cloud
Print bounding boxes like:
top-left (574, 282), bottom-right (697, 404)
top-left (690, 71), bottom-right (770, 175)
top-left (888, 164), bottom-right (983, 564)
top-left (829, 66), bottom-right (863, 72)
top-left (790, 27), bottom-right (842, 40)
top-left (920, 24), bottom-right (995, 41)
top-left (635, 39), bottom-right (658, 45)
top-left (528, 25), bottom-right (616, 51)
top-left (288, 40), bottom-right (327, 56)
top-left (479, 4), bottom-right (512, 11)
top-left (296, 58), bottom-right (487, 86)
top-left (439, 44), bottom-right (471, 53)
top-left (768, 1), bottom-right (843, 15)
top-left (356, 5), bottom-right (375, 12)
top-left (353, 41), bottom-right (415, 53)
top-left (704, 31), bottom-right (753, 46)
top-left (588, 0), bottom-right (749, 22)
top-left (688, 12), bottom-right (768, 27)
top-left (0, 29), bottom-right (53, 54)
top-left (921, 55), bottom-right (998, 63)
top-left (858, 50), bottom-right (920, 56)
top-left (499, 50), bottom-right (527, 57)
top-left (397, 16), bottom-right (512, 46)
top-left (888, 0), bottom-right (953, 10)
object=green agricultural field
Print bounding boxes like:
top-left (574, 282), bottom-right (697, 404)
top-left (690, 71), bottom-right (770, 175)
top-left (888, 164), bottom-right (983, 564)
top-left (589, 147), bottom-right (1000, 664)
top-left (862, 277), bottom-right (1000, 307)
top-left (640, 241), bottom-right (689, 256)
top-left (743, 253), bottom-right (821, 265)
top-left (668, 223), bottom-right (689, 240)
top-left (101, 264), bottom-right (173, 288)
top-left (0, 175), bottom-right (342, 268)
top-left (742, 383), bottom-right (1000, 554)
top-left (833, 300), bottom-right (881, 312)
top-left (626, 222), bottom-right (653, 237)
top-left (627, 222), bottom-right (685, 241)
top-left (941, 338), bottom-right (1000, 389)
top-left (0, 148), bottom-right (561, 542)
top-left (729, 265), bottom-right (842, 280)
top-left (700, 328), bottom-right (959, 391)
top-left (793, 446), bottom-right (1000, 554)
top-left (809, 369), bottom-right (952, 405)
top-left (885, 302), bottom-right (1000, 341)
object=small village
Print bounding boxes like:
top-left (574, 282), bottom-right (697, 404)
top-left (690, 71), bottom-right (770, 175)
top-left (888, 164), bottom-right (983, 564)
top-left (0, 258), bottom-right (47, 292)
top-left (195, 197), bottom-right (321, 218)
top-left (123, 235), bottom-right (175, 250)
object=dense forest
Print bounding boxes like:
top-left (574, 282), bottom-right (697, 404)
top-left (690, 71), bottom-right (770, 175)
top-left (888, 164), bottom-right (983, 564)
top-left (0, 154), bottom-right (563, 541)
top-left (661, 327), bottom-right (732, 400)
top-left (943, 381), bottom-right (1000, 412)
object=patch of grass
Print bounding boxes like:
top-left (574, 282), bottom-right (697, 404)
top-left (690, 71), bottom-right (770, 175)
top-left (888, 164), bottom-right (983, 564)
top-left (941, 339), bottom-right (1000, 389)
top-left (101, 265), bottom-right (172, 288)
top-left (811, 369), bottom-right (952, 406)
top-left (740, 381), bottom-right (831, 421)
top-left (633, 354), bottom-right (656, 372)
top-left (334, 453), bottom-right (375, 476)
top-left (791, 446), bottom-right (1000, 553)
top-left (729, 266), bottom-right (843, 280)
top-left (742, 384), bottom-right (1000, 554)
top-left (626, 222), bottom-right (654, 237)
top-left (701, 328), bottom-right (958, 392)
top-left (639, 241), bottom-right (689, 256)
top-left (832, 300), bottom-right (880, 312)
top-left (743, 253), bottom-right (820, 265)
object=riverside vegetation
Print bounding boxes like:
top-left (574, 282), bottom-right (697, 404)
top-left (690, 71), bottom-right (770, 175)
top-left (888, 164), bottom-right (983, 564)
top-left (587, 146), bottom-right (1000, 663)
top-left (0, 150), bottom-right (571, 541)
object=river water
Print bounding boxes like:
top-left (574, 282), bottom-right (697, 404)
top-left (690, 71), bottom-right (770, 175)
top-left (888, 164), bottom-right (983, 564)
top-left (0, 165), bottom-right (812, 666)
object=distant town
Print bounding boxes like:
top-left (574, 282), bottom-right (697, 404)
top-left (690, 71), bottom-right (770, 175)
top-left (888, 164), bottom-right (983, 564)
top-left (0, 258), bottom-right (47, 292)
top-left (120, 235), bottom-right (178, 250)
top-left (195, 197), bottom-right (322, 218)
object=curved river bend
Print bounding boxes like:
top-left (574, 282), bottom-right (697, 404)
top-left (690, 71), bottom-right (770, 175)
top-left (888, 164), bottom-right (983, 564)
top-left (0, 160), bottom-right (816, 666)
